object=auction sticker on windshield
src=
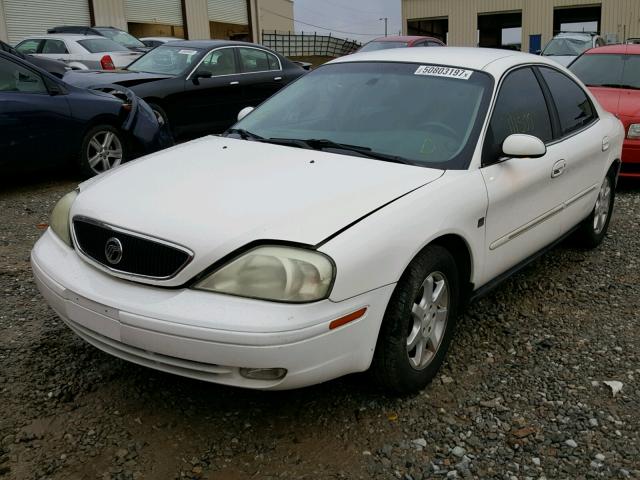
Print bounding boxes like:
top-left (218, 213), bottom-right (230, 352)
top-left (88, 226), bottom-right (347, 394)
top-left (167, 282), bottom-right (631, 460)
top-left (414, 65), bottom-right (473, 80)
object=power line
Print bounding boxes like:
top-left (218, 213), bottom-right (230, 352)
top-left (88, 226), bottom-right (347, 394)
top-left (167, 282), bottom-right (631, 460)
top-left (260, 8), bottom-right (384, 36)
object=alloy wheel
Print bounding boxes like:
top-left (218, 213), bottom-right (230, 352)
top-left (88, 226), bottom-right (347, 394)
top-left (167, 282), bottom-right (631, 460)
top-left (406, 271), bottom-right (450, 370)
top-left (87, 130), bottom-right (123, 174)
top-left (593, 176), bottom-right (612, 234)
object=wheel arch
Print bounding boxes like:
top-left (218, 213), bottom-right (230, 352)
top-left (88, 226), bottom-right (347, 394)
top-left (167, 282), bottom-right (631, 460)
top-left (428, 233), bottom-right (474, 302)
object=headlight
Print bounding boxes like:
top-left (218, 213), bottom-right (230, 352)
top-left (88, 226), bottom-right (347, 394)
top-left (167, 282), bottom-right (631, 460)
top-left (49, 190), bottom-right (78, 247)
top-left (194, 246), bottom-right (334, 302)
top-left (628, 123), bottom-right (640, 139)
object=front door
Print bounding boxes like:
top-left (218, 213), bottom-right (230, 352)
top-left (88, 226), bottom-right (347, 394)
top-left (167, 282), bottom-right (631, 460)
top-left (480, 66), bottom-right (565, 283)
top-left (0, 56), bottom-right (72, 172)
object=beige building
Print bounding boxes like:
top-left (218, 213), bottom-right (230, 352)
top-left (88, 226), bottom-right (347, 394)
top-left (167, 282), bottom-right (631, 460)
top-left (0, 0), bottom-right (293, 45)
top-left (402, 0), bottom-right (640, 53)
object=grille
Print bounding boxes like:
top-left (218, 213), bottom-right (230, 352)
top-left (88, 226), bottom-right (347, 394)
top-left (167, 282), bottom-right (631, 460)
top-left (73, 217), bottom-right (192, 279)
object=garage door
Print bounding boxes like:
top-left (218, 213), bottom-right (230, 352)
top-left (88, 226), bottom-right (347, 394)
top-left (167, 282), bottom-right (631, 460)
top-left (125, 0), bottom-right (183, 26)
top-left (4, 0), bottom-right (90, 45)
top-left (208, 0), bottom-right (248, 25)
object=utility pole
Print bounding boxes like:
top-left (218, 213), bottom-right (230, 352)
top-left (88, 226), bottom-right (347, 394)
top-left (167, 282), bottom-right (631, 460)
top-left (380, 17), bottom-right (388, 37)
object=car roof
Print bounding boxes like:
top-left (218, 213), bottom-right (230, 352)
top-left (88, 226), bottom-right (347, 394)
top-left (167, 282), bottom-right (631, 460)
top-left (369, 35), bottom-right (442, 43)
top-left (554, 32), bottom-right (597, 39)
top-left (331, 46), bottom-right (547, 72)
top-left (20, 34), bottom-right (104, 41)
top-left (583, 43), bottom-right (640, 54)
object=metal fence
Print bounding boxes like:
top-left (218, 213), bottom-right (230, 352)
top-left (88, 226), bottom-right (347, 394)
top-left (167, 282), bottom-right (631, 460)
top-left (261, 30), bottom-right (362, 57)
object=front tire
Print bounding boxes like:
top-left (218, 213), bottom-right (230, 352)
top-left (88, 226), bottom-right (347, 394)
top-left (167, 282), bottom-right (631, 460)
top-left (78, 125), bottom-right (126, 178)
top-left (372, 245), bottom-right (459, 395)
top-left (576, 171), bottom-right (615, 248)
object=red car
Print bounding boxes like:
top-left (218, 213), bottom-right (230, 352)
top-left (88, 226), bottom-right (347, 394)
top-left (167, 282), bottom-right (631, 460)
top-left (359, 35), bottom-right (445, 53)
top-left (570, 44), bottom-right (640, 177)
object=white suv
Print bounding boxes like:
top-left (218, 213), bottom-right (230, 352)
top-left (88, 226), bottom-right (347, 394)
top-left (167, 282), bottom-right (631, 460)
top-left (15, 34), bottom-right (141, 70)
top-left (541, 32), bottom-right (606, 66)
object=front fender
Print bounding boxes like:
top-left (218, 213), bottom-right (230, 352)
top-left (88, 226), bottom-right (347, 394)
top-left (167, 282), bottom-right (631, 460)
top-left (319, 170), bottom-right (488, 302)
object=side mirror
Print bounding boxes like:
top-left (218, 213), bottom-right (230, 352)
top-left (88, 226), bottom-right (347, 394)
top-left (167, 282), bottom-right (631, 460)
top-left (535, 49), bottom-right (542, 55)
top-left (191, 70), bottom-right (212, 84)
top-left (237, 106), bottom-right (254, 121)
top-left (502, 134), bottom-right (546, 158)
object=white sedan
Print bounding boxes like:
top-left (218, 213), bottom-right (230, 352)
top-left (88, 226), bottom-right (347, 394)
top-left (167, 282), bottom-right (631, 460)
top-left (31, 48), bottom-right (623, 393)
top-left (15, 34), bottom-right (141, 70)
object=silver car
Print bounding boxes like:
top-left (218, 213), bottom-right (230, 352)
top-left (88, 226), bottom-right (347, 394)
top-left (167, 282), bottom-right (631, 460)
top-left (540, 32), bottom-right (605, 67)
top-left (15, 34), bottom-right (141, 70)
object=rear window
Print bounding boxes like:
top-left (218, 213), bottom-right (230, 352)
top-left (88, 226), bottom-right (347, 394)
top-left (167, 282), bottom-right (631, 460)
top-left (78, 38), bottom-right (129, 53)
top-left (570, 53), bottom-right (640, 89)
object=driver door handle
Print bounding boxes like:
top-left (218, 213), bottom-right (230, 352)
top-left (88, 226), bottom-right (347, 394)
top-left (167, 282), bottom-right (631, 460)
top-left (229, 81), bottom-right (239, 85)
top-left (551, 159), bottom-right (566, 178)
top-left (274, 76), bottom-right (282, 81)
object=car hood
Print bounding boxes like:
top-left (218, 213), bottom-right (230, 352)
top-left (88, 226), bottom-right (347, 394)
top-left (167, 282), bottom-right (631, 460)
top-left (589, 86), bottom-right (640, 120)
top-left (72, 136), bottom-right (444, 286)
top-left (63, 70), bottom-right (172, 88)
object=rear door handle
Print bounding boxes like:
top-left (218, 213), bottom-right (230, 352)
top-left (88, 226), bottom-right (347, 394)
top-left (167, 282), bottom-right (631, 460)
top-left (551, 159), bottom-right (566, 178)
top-left (229, 81), bottom-right (239, 85)
top-left (274, 76), bottom-right (282, 81)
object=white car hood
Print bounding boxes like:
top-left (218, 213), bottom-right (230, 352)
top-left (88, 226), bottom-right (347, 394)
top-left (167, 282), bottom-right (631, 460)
top-left (72, 136), bottom-right (443, 286)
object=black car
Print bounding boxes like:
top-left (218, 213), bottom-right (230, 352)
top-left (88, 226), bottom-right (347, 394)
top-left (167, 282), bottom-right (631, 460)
top-left (0, 50), bottom-right (171, 177)
top-left (0, 40), bottom-right (70, 78)
top-left (62, 40), bottom-right (306, 139)
top-left (47, 26), bottom-right (150, 53)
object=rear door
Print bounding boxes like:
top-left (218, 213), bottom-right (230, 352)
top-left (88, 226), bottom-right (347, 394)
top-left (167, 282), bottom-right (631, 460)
top-left (39, 39), bottom-right (71, 63)
top-left (181, 47), bottom-right (243, 134)
top-left (236, 46), bottom-right (285, 107)
top-left (536, 66), bottom-right (602, 233)
top-left (480, 66), bottom-right (566, 281)
top-left (0, 56), bottom-right (73, 171)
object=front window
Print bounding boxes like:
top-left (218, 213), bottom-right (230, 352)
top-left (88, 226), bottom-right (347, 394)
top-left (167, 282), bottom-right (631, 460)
top-left (78, 38), bottom-right (130, 53)
top-left (230, 62), bottom-right (494, 169)
top-left (570, 53), bottom-right (640, 89)
top-left (96, 28), bottom-right (146, 49)
top-left (542, 36), bottom-right (592, 56)
top-left (127, 45), bottom-right (202, 75)
top-left (359, 41), bottom-right (409, 52)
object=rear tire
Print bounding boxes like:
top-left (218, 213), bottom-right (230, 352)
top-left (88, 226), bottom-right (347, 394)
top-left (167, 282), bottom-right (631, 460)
top-left (575, 170), bottom-right (615, 248)
top-left (372, 245), bottom-right (459, 395)
top-left (78, 125), bottom-right (126, 178)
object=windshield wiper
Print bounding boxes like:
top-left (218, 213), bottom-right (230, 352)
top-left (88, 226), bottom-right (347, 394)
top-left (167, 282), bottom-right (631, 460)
top-left (225, 128), bottom-right (265, 140)
top-left (262, 137), bottom-right (419, 166)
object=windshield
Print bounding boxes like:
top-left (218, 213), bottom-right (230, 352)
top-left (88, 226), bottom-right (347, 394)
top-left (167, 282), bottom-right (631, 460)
top-left (127, 45), bottom-right (202, 75)
top-left (570, 53), bottom-right (640, 89)
top-left (230, 62), bottom-right (493, 169)
top-left (77, 38), bottom-right (130, 53)
top-left (542, 37), bottom-right (592, 56)
top-left (359, 41), bottom-right (409, 52)
top-left (96, 28), bottom-right (145, 48)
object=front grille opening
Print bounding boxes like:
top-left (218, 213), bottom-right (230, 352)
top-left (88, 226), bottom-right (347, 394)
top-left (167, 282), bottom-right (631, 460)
top-left (73, 218), bottom-right (192, 279)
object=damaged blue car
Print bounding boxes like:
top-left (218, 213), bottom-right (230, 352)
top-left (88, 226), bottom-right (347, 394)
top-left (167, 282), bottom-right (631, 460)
top-left (0, 50), bottom-right (172, 177)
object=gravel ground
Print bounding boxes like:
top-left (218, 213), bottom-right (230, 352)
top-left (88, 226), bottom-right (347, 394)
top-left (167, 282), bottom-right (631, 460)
top-left (1, 175), bottom-right (639, 480)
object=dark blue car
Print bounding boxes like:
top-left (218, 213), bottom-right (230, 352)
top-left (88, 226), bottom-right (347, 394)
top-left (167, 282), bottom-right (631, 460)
top-left (0, 50), bottom-right (172, 177)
